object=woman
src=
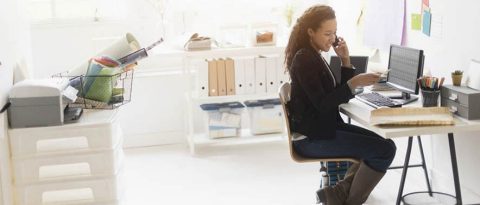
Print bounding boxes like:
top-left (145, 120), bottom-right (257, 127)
top-left (285, 5), bottom-right (396, 205)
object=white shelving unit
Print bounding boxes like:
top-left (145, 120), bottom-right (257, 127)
top-left (179, 46), bottom-right (288, 155)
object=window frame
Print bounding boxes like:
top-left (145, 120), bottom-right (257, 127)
top-left (28, 0), bottom-right (127, 25)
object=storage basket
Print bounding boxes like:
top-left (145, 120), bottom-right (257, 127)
top-left (53, 59), bottom-right (134, 109)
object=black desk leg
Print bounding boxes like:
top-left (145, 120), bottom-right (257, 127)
top-left (448, 133), bottom-right (462, 205)
top-left (396, 136), bottom-right (413, 205)
top-left (348, 117), bottom-right (351, 124)
top-left (417, 136), bottom-right (433, 196)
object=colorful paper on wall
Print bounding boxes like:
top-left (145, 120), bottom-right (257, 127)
top-left (422, 4), bottom-right (431, 13)
top-left (422, 0), bottom-right (429, 7)
top-left (411, 13), bottom-right (422, 30)
top-left (422, 10), bottom-right (432, 36)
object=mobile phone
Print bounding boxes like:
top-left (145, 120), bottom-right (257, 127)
top-left (333, 36), bottom-right (340, 47)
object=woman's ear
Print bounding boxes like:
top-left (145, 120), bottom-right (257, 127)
top-left (307, 28), bottom-right (314, 38)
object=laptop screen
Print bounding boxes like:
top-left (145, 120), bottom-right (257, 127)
top-left (329, 56), bottom-right (369, 83)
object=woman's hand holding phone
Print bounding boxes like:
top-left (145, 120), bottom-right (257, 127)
top-left (333, 36), bottom-right (340, 47)
top-left (332, 36), bottom-right (351, 67)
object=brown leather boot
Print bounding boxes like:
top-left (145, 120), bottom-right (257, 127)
top-left (316, 162), bottom-right (360, 205)
top-left (344, 162), bottom-right (385, 205)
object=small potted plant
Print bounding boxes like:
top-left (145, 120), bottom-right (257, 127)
top-left (451, 70), bottom-right (463, 86)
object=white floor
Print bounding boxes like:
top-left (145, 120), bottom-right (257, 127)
top-left (121, 138), bottom-right (447, 205)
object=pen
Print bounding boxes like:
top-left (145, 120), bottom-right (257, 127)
top-left (439, 77), bottom-right (445, 88)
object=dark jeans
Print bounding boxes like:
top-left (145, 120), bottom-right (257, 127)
top-left (293, 123), bottom-right (396, 172)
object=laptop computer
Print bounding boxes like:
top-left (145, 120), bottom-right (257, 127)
top-left (329, 56), bottom-right (369, 83)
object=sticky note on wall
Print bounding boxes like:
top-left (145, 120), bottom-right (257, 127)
top-left (411, 13), bottom-right (421, 30)
top-left (422, 11), bottom-right (432, 36)
top-left (422, 0), bottom-right (429, 7)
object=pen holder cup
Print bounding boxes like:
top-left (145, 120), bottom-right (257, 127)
top-left (421, 90), bottom-right (440, 107)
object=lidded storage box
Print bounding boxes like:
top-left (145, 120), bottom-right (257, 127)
top-left (200, 102), bottom-right (244, 138)
top-left (244, 98), bottom-right (284, 135)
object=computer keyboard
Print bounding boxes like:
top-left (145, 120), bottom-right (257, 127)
top-left (355, 92), bottom-right (403, 108)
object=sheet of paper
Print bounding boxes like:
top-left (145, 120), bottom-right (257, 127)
top-left (422, 0), bottom-right (429, 7)
top-left (467, 59), bottom-right (480, 91)
top-left (411, 13), bottom-right (422, 30)
top-left (422, 10), bottom-right (432, 36)
top-left (363, 0), bottom-right (405, 51)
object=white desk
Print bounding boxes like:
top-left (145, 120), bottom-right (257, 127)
top-left (339, 98), bottom-right (480, 205)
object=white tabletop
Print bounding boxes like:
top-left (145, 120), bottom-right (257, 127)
top-left (339, 98), bottom-right (480, 139)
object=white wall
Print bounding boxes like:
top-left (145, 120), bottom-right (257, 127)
top-left (378, 0), bottom-right (480, 202)
top-left (0, 0), bottom-right (32, 203)
top-left (29, 0), bottom-right (181, 147)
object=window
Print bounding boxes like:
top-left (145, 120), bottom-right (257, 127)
top-left (28, 0), bottom-right (127, 23)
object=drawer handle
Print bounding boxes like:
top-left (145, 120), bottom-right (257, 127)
top-left (449, 94), bottom-right (458, 101)
top-left (449, 106), bottom-right (458, 114)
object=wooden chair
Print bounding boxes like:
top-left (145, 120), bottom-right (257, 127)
top-left (278, 82), bottom-right (359, 164)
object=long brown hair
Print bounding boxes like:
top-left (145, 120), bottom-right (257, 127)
top-left (284, 5), bottom-right (336, 73)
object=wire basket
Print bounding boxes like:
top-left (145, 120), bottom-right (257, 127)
top-left (53, 61), bottom-right (134, 109)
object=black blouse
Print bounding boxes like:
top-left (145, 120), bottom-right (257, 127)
top-left (288, 46), bottom-right (355, 140)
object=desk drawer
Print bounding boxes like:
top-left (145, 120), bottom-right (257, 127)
top-left (441, 85), bottom-right (480, 107)
top-left (441, 97), bottom-right (480, 120)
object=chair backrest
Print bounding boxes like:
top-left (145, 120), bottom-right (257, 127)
top-left (278, 82), bottom-right (359, 164)
top-left (278, 82), bottom-right (312, 162)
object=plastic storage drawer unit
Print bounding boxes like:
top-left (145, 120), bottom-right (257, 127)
top-left (12, 140), bottom-right (124, 185)
top-left (8, 110), bottom-right (121, 157)
top-left (15, 172), bottom-right (124, 205)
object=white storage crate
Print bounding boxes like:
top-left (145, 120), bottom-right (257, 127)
top-left (244, 98), bottom-right (285, 135)
top-left (14, 171), bottom-right (124, 205)
top-left (200, 102), bottom-right (245, 138)
top-left (12, 139), bottom-right (123, 185)
top-left (8, 110), bottom-right (121, 157)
